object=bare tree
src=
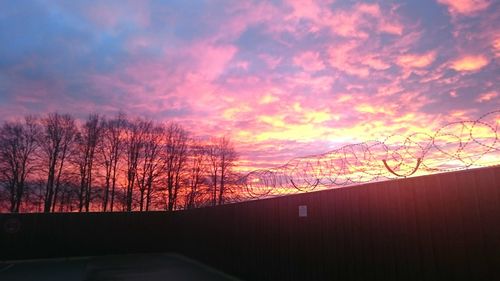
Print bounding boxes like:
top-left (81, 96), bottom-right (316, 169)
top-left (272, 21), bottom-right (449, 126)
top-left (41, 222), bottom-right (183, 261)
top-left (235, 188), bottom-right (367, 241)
top-left (123, 119), bottom-right (149, 211)
top-left (0, 112), bottom-right (240, 213)
top-left (184, 140), bottom-right (208, 210)
top-left (207, 136), bottom-right (237, 206)
top-left (39, 113), bottom-right (77, 213)
top-left (217, 137), bottom-right (237, 205)
top-left (24, 179), bottom-right (46, 212)
top-left (135, 122), bottom-right (166, 211)
top-left (100, 113), bottom-right (126, 212)
top-left (145, 125), bottom-right (166, 211)
top-left (162, 123), bottom-right (189, 211)
top-left (56, 179), bottom-right (78, 212)
top-left (207, 142), bottom-right (219, 207)
top-left (0, 117), bottom-right (39, 212)
top-left (75, 114), bottom-right (103, 212)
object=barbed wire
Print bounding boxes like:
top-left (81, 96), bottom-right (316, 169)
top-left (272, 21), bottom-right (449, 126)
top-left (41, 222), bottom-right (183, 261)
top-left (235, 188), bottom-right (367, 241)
top-left (241, 110), bottom-right (500, 198)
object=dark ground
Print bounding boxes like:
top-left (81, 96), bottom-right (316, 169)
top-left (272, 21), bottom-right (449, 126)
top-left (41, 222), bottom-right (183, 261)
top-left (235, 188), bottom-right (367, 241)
top-left (0, 253), bottom-right (241, 281)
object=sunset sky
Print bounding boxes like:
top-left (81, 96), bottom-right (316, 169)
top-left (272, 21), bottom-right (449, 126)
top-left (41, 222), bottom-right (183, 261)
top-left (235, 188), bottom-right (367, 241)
top-left (0, 0), bottom-right (499, 171)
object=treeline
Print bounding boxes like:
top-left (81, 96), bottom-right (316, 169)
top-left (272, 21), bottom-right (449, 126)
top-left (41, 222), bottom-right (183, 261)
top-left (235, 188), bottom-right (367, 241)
top-left (0, 113), bottom-right (240, 213)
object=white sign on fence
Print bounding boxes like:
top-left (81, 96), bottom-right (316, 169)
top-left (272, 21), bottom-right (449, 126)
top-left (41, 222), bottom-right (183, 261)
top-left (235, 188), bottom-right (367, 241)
top-left (298, 205), bottom-right (307, 217)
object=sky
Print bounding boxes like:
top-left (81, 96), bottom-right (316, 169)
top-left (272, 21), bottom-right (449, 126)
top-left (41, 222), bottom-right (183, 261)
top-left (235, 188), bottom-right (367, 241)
top-left (0, 0), bottom-right (499, 172)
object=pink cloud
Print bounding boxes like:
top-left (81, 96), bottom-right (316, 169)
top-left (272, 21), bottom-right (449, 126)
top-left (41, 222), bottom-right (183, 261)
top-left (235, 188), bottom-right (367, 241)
top-left (328, 3), bottom-right (404, 37)
top-left (285, 0), bottom-right (324, 20)
top-left (437, 0), bottom-right (491, 16)
top-left (356, 3), bottom-right (381, 17)
top-left (190, 43), bottom-right (237, 80)
top-left (397, 51), bottom-right (437, 68)
top-left (2, 0), bottom-right (498, 174)
top-left (233, 61), bottom-right (249, 70)
top-left (493, 37), bottom-right (500, 57)
top-left (286, 72), bottom-right (335, 92)
top-left (361, 56), bottom-right (391, 70)
top-left (379, 21), bottom-right (404, 35)
top-left (259, 54), bottom-right (283, 69)
top-left (376, 82), bottom-right (404, 97)
top-left (218, 2), bottom-right (278, 40)
top-left (327, 10), bottom-right (370, 38)
top-left (327, 41), bottom-right (370, 77)
top-left (476, 91), bottom-right (498, 103)
top-left (277, 2), bottom-right (404, 39)
top-left (83, 39), bottom-right (238, 132)
top-left (293, 51), bottom-right (325, 72)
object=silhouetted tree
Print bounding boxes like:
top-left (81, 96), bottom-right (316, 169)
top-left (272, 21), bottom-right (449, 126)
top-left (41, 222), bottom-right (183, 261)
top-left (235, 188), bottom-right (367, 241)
top-left (207, 142), bottom-right (219, 207)
top-left (39, 113), bottom-right (77, 213)
top-left (184, 140), bottom-right (208, 209)
top-left (0, 112), bottom-right (240, 213)
top-left (124, 119), bottom-right (148, 211)
top-left (207, 136), bottom-right (238, 206)
top-left (0, 117), bottom-right (39, 212)
top-left (163, 123), bottom-right (189, 211)
top-left (75, 114), bottom-right (103, 212)
top-left (135, 121), bottom-right (165, 211)
top-left (217, 137), bottom-right (237, 205)
top-left (100, 113), bottom-right (126, 212)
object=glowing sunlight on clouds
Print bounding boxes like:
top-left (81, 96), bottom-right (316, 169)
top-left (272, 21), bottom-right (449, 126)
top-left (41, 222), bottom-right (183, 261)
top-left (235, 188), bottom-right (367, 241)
top-left (450, 55), bottom-right (489, 71)
top-left (476, 91), bottom-right (498, 103)
top-left (437, 0), bottom-right (491, 16)
top-left (0, 0), bottom-right (498, 170)
top-left (397, 52), bottom-right (437, 68)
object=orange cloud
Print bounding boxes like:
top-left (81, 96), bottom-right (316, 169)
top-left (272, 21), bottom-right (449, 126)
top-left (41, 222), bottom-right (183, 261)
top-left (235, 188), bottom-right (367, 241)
top-left (437, 0), bottom-right (491, 16)
top-left (397, 51), bottom-right (436, 68)
top-left (450, 55), bottom-right (489, 71)
top-left (476, 91), bottom-right (498, 103)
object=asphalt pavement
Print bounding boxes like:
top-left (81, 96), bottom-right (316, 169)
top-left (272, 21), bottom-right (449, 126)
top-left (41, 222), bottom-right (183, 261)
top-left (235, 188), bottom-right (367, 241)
top-left (0, 253), bottom-right (240, 281)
